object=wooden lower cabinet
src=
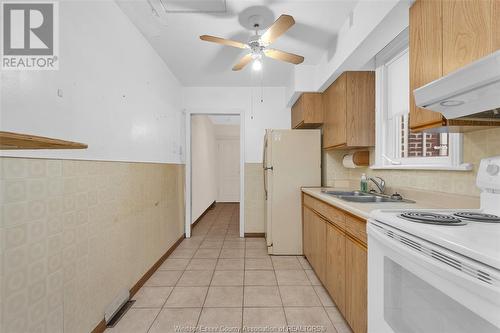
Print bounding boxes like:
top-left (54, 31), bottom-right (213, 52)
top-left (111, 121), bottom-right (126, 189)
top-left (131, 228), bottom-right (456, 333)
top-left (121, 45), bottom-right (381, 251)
top-left (325, 222), bottom-right (346, 314)
top-left (303, 194), bottom-right (367, 333)
top-left (345, 236), bottom-right (368, 333)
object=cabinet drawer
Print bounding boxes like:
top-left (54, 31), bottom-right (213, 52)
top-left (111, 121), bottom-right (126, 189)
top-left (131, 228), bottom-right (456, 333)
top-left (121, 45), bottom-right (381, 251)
top-left (345, 215), bottom-right (367, 245)
top-left (303, 194), bottom-right (345, 228)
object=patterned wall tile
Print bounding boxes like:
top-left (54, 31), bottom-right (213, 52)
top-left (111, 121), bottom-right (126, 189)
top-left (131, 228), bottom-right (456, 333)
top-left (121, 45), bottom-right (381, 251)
top-left (1, 157), bottom-right (185, 333)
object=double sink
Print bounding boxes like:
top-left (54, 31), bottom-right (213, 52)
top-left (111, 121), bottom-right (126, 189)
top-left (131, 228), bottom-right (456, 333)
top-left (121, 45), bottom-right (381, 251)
top-left (321, 190), bottom-right (415, 203)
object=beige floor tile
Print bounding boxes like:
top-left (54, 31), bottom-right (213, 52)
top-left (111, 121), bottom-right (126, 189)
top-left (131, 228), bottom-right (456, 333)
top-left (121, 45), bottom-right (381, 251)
top-left (244, 286), bottom-right (282, 307)
top-left (324, 307), bottom-right (348, 325)
top-left (145, 270), bottom-right (182, 287)
top-left (279, 286), bottom-right (322, 306)
top-left (177, 270), bottom-right (213, 286)
top-left (194, 248), bottom-right (221, 259)
top-left (245, 258), bottom-right (273, 270)
top-left (216, 258), bottom-right (244, 270)
top-left (170, 248), bottom-right (197, 259)
top-left (244, 270), bottom-right (277, 286)
top-left (200, 240), bottom-right (223, 249)
top-left (298, 256), bottom-right (312, 270)
top-left (148, 308), bottom-right (201, 333)
top-left (177, 240), bottom-right (202, 249)
top-left (164, 287), bottom-right (208, 308)
top-left (275, 270), bottom-right (310, 286)
top-left (186, 258), bottom-right (217, 271)
top-left (314, 285), bottom-right (335, 306)
top-left (245, 248), bottom-right (269, 258)
top-left (106, 308), bottom-right (159, 333)
top-left (219, 248), bottom-right (245, 258)
top-left (211, 271), bottom-right (244, 286)
top-left (132, 287), bottom-right (173, 308)
top-left (284, 307), bottom-right (337, 333)
top-left (223, 240), bottom-right (245, 249)
top-left (197, 307), bottom-right (242, 333)
top-left (204, 286), bottom-right (243, 307)
top-left (243, 307), bottom-right (287, 333)
top-left (159, 258), bottom-right (190, 271)
top-left (304, 269), bottom-right (322, 286)
top-left (245, 240), bottom-right (266, 249)
top-left (271, 256), bottom-right (302, 270)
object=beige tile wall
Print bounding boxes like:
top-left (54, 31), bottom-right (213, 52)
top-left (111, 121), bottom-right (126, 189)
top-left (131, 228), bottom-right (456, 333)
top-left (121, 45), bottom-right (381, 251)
top-left (0, 157), bottom-right (185, 333)
top-left (244, 163), bottom-right (265, 233)
top-left (324, 127), bottom-right (500, 196)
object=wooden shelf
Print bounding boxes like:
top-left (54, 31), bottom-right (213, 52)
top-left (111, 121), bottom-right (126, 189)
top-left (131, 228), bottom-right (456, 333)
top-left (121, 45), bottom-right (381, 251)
top-left (0, 131), bottom-right (88, 150)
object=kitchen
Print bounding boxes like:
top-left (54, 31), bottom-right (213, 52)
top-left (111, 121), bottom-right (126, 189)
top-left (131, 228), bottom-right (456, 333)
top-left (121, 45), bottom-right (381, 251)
top-left (1, 1), bottom-right (499, 333)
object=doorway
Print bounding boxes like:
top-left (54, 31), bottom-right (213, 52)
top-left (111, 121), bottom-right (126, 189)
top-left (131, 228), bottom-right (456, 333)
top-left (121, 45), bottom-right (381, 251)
top-left (185, 111), bottom-right (244, 238)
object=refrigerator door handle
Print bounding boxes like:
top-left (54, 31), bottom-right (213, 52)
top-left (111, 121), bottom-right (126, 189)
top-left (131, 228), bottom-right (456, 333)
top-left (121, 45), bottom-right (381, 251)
top-left (263, 135), bottom-right (268, 200)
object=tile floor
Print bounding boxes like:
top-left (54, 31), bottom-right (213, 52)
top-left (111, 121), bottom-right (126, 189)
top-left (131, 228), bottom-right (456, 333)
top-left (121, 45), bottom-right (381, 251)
top-left (106, 203), bottom-right (352, 333)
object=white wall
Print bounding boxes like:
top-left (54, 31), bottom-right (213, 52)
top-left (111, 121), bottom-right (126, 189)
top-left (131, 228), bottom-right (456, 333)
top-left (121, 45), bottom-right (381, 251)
top-left (191, 115), bottom-right (217, 222)
top-left (215, 124), bottom-right (240, 202)
top-left (183, 87), bottom-right (290, 163)
top-left (0, 0), bottom-right (184, 164)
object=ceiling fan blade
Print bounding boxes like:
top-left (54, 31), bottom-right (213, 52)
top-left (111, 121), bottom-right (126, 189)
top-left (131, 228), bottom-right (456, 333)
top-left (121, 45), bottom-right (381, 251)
top-left (232, 54), bottom-right (253, 71)
top-left (200, 35), bottom-right (248, 49)
top-left (264, 49), bottom-right (304, 64)
top-left (260, 14), bottom-right (295, 45)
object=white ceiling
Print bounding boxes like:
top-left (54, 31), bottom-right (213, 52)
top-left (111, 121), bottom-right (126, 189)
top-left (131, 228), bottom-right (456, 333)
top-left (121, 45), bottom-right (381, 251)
top-left (117, 0), bottom-right (358, 86)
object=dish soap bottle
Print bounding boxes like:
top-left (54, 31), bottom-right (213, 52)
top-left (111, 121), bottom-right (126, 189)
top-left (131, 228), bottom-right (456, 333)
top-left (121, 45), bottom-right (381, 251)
top-left (360, 173), bottom-right (368, 193)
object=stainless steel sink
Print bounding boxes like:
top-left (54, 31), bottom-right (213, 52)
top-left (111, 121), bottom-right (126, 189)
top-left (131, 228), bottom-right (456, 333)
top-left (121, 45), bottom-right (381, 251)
top-left (322, 189), bottom-right (415, 203)
top-left (337, 195), bottom-right (397, 203)
top-left (321, 190), bottom-right (369, 196)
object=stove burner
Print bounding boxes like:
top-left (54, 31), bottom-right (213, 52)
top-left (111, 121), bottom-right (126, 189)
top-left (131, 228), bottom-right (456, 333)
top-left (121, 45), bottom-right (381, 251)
top-left (453, 212), bottom-right (500, 223)
top-left (399, 212), bottom-right (467, 225)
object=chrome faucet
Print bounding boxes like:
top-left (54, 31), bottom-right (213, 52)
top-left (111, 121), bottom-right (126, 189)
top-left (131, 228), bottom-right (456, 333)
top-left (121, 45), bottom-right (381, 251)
top-left (369, 176), bottom-right (386, 194)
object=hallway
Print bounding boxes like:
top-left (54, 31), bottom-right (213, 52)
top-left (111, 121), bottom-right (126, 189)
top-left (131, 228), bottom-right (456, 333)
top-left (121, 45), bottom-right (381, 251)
top-left (106, 203), bottom-right (352, 333)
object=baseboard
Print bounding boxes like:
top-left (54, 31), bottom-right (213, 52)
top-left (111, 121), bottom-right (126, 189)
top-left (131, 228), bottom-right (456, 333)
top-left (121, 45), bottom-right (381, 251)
top-left (244, 233), bottom-right (265, 238)
top-left (91, 319), bottom-right (106, 333)
top-left (191, 200), bottom-right (216, 230)
top-left (90, 233), bottom-right (186, 333)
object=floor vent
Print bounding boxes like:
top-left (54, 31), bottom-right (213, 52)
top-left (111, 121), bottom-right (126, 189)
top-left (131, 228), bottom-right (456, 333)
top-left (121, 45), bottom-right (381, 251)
top-left (106, 300), bottom-right (135, 328)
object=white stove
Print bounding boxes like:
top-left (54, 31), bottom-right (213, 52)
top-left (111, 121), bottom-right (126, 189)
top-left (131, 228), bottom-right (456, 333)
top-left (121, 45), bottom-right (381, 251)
top-left (367, 156), bottom-right (500, 333)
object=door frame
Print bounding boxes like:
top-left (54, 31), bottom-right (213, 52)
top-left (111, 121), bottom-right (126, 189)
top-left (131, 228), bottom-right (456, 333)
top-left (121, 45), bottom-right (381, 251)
top-left (184, 108), bottom-right (245, 238)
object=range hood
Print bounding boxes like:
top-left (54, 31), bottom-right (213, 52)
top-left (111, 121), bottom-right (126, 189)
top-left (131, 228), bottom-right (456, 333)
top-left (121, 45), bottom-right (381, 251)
top-left (414, 50), bottom-right (500, 122)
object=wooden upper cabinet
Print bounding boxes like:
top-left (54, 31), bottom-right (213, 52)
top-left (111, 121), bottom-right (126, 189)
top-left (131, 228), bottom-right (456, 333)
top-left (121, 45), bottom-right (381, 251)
top-left (409, 0), bottom-right (445, 131)
top-left (291, 93), bottom-right (324, 129)
top-left (410, 0), bottom-right (500, 132)
top-left (345, 237), bottom-right (367, 333)
top-left (494, 0), bottom-right (500, 50)
top-left (442, 0), bottom-right (492, 75)
top-left (323, 72), bottom-right (375, 149)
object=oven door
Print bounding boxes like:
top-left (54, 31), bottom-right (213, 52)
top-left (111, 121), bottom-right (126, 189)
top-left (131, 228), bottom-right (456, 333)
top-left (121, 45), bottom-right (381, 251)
top-left (367, 220), bottom-right (500, 333)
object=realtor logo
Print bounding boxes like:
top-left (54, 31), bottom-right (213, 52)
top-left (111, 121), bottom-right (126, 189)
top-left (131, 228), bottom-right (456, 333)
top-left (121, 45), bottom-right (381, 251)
top-left (2, 1), bottom-right (59, 70)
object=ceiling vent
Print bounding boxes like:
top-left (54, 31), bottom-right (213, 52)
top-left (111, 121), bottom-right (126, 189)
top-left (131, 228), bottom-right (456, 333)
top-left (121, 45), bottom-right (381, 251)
top-left (154, 0), bottom-right (227, 13)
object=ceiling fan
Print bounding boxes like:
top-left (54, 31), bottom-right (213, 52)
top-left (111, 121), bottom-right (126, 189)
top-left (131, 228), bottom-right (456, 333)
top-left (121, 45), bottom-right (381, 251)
top-left (199, 14), bottom-right (304, 71)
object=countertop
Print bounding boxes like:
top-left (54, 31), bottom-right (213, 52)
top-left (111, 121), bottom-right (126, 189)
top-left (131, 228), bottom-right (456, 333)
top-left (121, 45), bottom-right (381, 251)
top-left (301, 187), bottom-right (479, 220)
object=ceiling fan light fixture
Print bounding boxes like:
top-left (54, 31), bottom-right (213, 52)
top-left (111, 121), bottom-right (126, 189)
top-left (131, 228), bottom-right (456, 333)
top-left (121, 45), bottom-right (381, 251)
top-left (252, 58), bottom-right (262, 71)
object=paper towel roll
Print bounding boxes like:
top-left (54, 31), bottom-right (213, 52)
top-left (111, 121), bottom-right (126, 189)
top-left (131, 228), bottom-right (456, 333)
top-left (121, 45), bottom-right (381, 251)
top-left (342, 151), bottom-right (369, 168)
top-left (343, 154), bottom-right (357, 168)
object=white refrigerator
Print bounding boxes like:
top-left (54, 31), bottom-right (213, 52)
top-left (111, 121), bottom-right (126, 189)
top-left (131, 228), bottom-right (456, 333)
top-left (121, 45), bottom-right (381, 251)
top-left (263, 129), bottom-right (321, 255)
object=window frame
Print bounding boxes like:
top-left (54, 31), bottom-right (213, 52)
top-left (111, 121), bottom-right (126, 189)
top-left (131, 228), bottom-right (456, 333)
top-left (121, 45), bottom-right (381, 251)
top-left (372, 31), bottom-right (471, 171)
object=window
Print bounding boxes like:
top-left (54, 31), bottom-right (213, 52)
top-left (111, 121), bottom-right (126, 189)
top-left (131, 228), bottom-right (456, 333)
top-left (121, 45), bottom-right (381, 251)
top-left (373, 32), bottom-right (471, 171)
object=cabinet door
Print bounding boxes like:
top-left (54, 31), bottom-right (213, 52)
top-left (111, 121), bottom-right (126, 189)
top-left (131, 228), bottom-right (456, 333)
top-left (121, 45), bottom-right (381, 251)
top-left (323, 73), bottom-right (347, 148)
top-left (493, 0), bottom-right (500, 51)
top-left (345, 72), bottom-right (375, 147)
top-left (345, 237), bottom-right (367, 333)
top-left (409, 0), bottom-right (444, 131)
top-left (325, 222), bottom-right (345, 314)
top-left (303, 206), bottom-right (313, 260)
top-left (311, 212), bottom-right (327, 282)
top-left (443, 0), bottom-right (492, 75)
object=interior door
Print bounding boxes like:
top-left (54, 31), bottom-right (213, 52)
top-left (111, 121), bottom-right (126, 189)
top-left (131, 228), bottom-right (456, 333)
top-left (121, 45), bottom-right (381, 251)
top-left (216, 138), bottom-right (240, 202)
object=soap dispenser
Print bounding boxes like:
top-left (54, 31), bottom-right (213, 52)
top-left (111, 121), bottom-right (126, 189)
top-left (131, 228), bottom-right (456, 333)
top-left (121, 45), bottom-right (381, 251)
top-left (360, 173), bottom-right (368, 193)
